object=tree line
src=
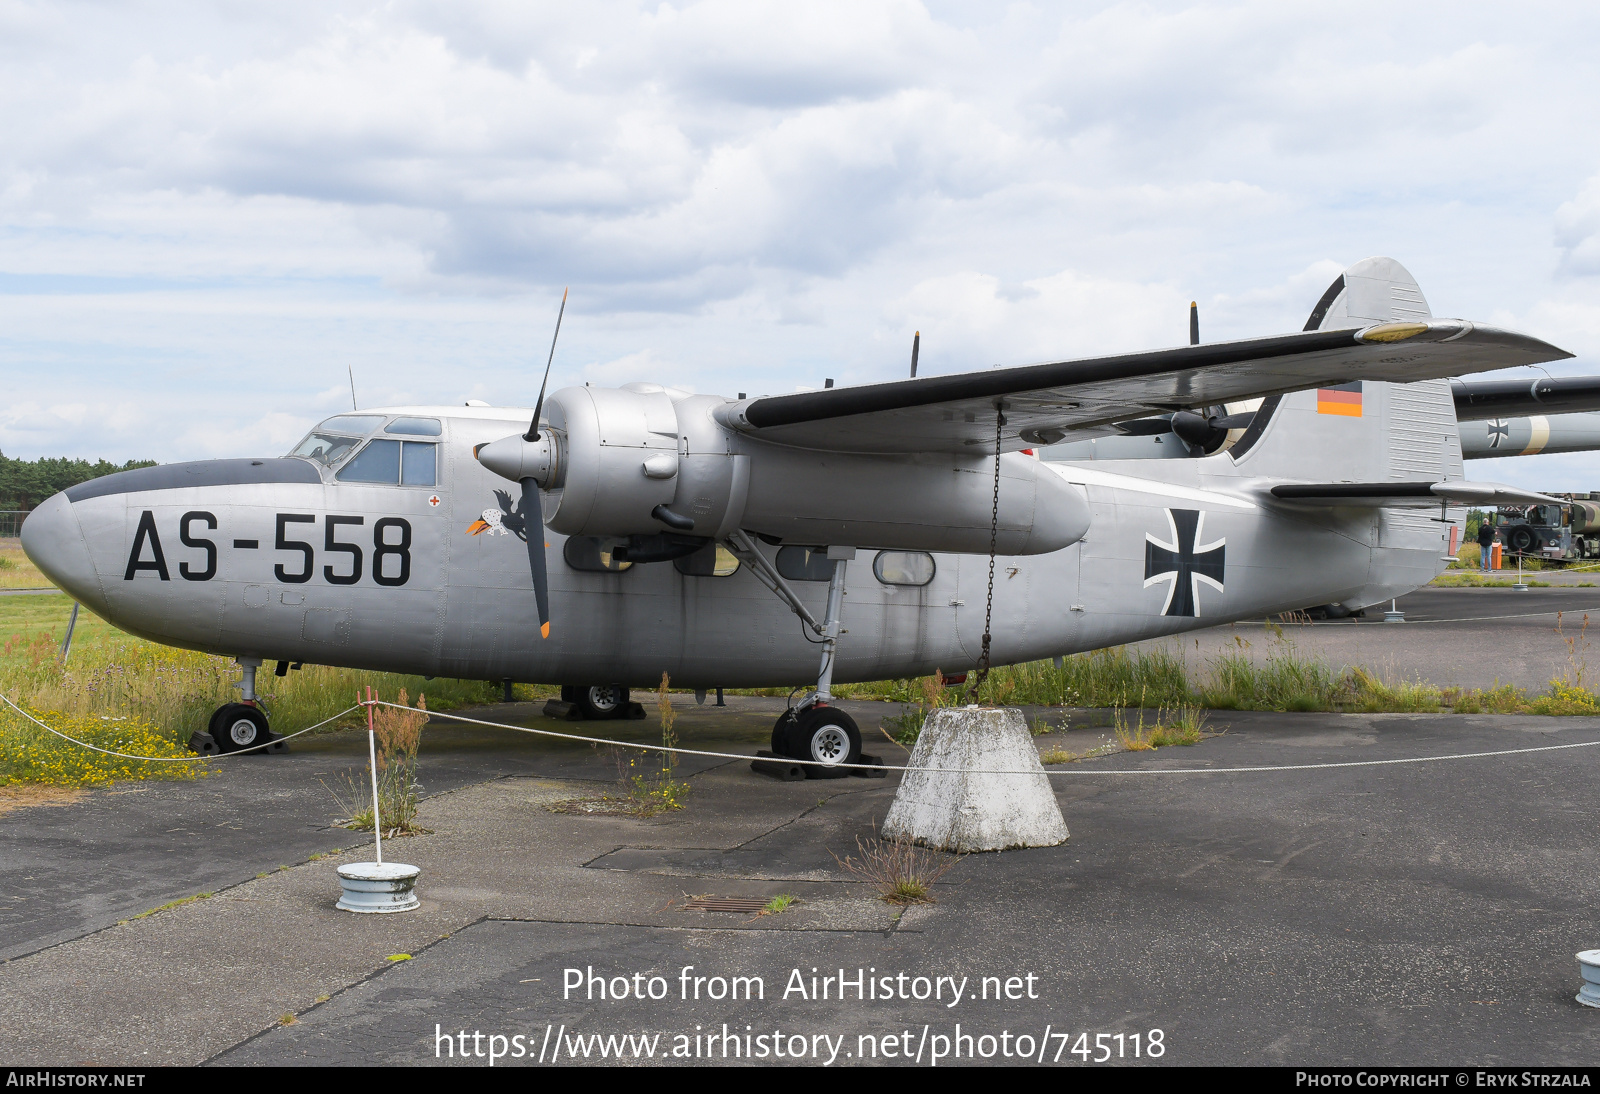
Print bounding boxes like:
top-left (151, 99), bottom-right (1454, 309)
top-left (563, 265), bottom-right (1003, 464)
top-left (0, 451), bottom-right (156, 510)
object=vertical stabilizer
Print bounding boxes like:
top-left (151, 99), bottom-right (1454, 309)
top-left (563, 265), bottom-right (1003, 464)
top-left (1228, 257), bottom-right (1463, 486)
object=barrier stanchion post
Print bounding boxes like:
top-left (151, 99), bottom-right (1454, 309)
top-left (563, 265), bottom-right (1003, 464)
top-left (367, 684), bottom-right (382, 865)
top-left (337, 684), bottom-right (420, 912)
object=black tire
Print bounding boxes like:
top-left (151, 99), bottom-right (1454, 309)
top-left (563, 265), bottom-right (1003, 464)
top-left (777, 706), bottom-right (861, 769)
top-left (560, 685), bottom-right (580, 704)
top-left (1507, 527), bottom-right (1536, 554)
top-left (577, 684), bottom-right (629, 720)
top-left (210, 703), bottom-right (271, 753)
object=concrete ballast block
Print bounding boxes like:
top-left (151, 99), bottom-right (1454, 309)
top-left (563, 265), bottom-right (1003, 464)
top-left (336, 862), bottom-right (421, 913)
top-left (882, 706), bottom-right (1069, 852)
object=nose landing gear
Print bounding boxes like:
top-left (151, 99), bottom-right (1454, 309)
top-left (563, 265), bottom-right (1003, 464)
top-left (190, 657), bottom-right (287, 755)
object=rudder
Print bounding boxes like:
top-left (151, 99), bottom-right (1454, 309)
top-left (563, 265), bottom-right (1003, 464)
top-left (1227, 257), bottom-right (1464, 485)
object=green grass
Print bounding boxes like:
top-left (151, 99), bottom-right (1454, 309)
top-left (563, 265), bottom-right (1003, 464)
top-left (0, 591), bottom-right (552, 786)
top-left (759, 894), bottom-right (799, 916)
top-left (873, 632), bottom-right (1600, 736)
top-left (1431, 573), bottom-right (1553, 588)
top-left (0, 541), bottom-right (52, 590)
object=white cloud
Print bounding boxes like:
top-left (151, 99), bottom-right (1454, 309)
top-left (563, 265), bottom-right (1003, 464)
top-left (0, 0), bottom-right (1595, 472)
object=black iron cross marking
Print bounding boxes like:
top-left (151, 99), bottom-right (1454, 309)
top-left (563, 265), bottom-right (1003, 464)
top-left (1487, 419), bottom-right (1509, 448)
top-left (1144, 508), bottom-right (1225, 617)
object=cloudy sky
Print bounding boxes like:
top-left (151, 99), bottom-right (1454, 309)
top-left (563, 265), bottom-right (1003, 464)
top-left (2, 0), bottom-right (1597, 490)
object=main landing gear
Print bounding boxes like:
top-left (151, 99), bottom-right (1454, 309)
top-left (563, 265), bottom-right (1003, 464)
top-left (191, 657), bottom-right (286, 755)
top-left (543, 685), bottom-right (647, 721)
top-left (721, 534), bottom-right (880, 779)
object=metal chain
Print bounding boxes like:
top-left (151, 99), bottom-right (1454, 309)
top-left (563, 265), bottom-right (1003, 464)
top-left (967, 406), bottom-right (1004, 702)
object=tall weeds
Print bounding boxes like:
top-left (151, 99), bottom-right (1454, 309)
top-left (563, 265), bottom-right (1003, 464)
top-left (324, 689), bottom-right (429, 835)
top-left (877, 629), bottom-right (1600, 719)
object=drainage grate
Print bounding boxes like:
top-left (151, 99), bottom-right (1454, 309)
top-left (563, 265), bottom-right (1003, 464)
top-left (685, 896), bottom-right (770, 914)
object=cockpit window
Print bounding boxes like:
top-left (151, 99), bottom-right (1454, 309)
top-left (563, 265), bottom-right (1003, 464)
top-left (386, 417), bottom-right (442, 436)
top-left (336, 439), bottom-right (401, 483)
top-left (290, 431), bottom-right (364, 468)
top-left (287, 414), bottom-right (385, 469)
top-left (335, 439), bottom-right (438, 486)
top-left (318, 415), bottom-right (385, 434)
top-left (401, 443), bottom-right (436, 486)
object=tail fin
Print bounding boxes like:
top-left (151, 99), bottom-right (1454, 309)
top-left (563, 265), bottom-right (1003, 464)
top-left (1227, 257), bottom-right (1464, 484)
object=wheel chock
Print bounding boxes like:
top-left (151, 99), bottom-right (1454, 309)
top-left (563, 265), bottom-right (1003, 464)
top-left (849, 753), bottom-right (887, 779)
top-left (541, 699), bottom-right (584, 720)
top-left (751, 750), bottom-right (806, 782)
top-left (188, 731), bottom-right (219, 756)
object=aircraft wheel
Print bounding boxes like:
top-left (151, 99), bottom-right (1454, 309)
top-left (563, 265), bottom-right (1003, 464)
top-left (578, 684), bottom-right (629, 720)
top-left (210, 703), bottom-right (271, 754)
top-left (778, 706), bottom-right (861, 769)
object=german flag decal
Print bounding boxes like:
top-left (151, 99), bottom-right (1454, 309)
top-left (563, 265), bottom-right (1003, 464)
top-left (1317, 380), bottom-right (1362, 417)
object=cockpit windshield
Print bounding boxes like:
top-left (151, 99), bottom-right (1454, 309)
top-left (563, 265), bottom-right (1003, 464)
top-left (287, 414), bottom-right (385, 468)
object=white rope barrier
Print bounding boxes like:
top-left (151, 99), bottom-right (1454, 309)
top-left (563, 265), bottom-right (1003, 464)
top-left (394, 701), bottom-right (1600, 777)
top-left (5, 688), bottom-right (1598, 778)
top-left (0, 694), bottom-right (363, 761)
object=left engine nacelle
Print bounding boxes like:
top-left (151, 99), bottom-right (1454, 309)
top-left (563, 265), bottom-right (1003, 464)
top-left (479, 382), bottom-right (1092, 554)
top-left (477, 384), bottom-right (686, 537)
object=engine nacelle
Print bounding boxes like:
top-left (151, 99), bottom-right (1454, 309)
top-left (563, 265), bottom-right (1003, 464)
top-left (477, 383), bottom-right (1092, 554)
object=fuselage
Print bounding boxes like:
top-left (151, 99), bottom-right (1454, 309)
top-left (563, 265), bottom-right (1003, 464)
top-left (21, 404), bottom-right (1448, 690)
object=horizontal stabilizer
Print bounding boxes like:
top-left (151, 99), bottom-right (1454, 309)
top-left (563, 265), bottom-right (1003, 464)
top-left (1269, 480), bottom-right (1560, 509)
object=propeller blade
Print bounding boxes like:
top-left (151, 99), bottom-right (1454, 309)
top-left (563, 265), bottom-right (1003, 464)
top-left (910, 330), bottom-right (920, 378)
top-left (521, 477), bottom-right (551, 638)
top-left (1114, 416), bottom-right (1176, 436)
top-left (1190, 301), bottom-right (1199, 346)
top-left (1213, 412), bottom-right (1255, 430)
top-left (526, 287), bottom-right (569, 443)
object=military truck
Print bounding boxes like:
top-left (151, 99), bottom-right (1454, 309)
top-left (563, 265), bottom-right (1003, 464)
top-left (1490, 493), bottom-right (1600, 561)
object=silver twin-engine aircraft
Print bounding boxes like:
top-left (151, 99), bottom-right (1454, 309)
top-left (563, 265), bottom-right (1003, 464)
top-left (18, 257), bottom-right (1574, 768)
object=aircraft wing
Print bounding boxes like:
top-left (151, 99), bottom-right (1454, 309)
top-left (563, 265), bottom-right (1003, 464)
top-left (1453, 375), bottom-right (1600, 422)
top-left (716, 321), bottom-right (1571, 455)
top-left (1269, 480), bottom-right (1561, 509)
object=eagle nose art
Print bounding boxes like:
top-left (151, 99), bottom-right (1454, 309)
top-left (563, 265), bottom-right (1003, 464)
top-left (18, 491), bottom-right (98, 604)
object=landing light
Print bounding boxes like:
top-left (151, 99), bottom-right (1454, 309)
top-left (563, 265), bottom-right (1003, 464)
top-left (1357, 322), bottom-right (1430, 343)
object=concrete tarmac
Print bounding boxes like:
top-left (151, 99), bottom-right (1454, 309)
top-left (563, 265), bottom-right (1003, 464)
top-left (6, 588), bottom-right (1600, 1066)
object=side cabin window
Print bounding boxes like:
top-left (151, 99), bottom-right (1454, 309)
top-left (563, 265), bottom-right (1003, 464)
top-left (564, 536), bottom-right (632, 573)
top-left (336, 439), bottom-right (438, 486)
top-left (873, 550), bottom-right (935, 587)
top-left (673, 544), bottom-right (741, 577)
top-left (775, 546), bottom-right (834, 581)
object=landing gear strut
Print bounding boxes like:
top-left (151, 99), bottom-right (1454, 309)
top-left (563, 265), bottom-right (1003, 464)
top-left (199, 657), bottom-right (283, 754)
top-left (722, 534), bottom-right (869, 774)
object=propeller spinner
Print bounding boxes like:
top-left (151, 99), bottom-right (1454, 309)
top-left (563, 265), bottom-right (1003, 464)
top-left (1113, 407), bottom-right (1256, 452)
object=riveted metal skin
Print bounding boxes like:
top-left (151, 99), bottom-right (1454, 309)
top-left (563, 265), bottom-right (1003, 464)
top-left (18, 259), bottom-right (1575, 694)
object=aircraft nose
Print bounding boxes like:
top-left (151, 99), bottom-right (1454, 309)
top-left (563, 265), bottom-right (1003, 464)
top-left (19, 491), bottom-right (100, 605)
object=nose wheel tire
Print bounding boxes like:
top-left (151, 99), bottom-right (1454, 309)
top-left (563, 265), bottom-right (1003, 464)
top-left (572, 684), bottom-right (629, 720)
top-left (773, 706), bottom-right (862, 772)
top-left (208, 703), bottom-right (272, 754)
